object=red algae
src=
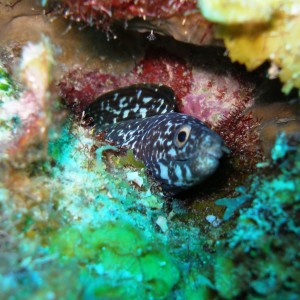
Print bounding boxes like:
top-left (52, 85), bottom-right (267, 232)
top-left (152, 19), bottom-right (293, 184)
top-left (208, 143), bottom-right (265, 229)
top-left (59, 48), bottom-right (192, 114)
top-left (57, 0), bottom-right (215, 46)
top-left (215, 106), bottom-right (264, 169)
top-left (132, 49), bottom-right (192, 100)
top-left (59, 69), bottom-right (120, 114)
top-left (62, 0), bottom-right (198, 28)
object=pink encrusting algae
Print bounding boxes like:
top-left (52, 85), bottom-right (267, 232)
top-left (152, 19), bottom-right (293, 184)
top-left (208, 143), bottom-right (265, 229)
top-left (180, 67), bottom-right (255, 126)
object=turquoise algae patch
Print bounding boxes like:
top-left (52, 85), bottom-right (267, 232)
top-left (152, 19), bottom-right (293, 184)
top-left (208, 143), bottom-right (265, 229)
top-left (45, 123), bottom-right (180, 299)
top-left (214, 133), bottom-right (300, 299)
top-left (1, 120), bottom-right (180, 299)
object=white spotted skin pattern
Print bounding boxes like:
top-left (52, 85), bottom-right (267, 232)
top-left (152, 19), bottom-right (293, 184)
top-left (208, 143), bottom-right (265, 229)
top-left (103, 112), bottom-right (224, 193)
top-left (85, 84), bottom-right (175, 128)
top-left (86, 84), bottom-right (225, 194)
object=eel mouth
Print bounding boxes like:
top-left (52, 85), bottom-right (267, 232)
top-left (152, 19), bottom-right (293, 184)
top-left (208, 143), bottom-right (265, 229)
top-left (206, 144), bottom-right (229, 160)
top-left (172, 143), bottom-right (230, 163)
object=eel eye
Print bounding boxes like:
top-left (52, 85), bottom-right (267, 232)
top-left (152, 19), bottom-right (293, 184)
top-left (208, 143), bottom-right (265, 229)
top-left (175, 125), bottom-right (191, 148)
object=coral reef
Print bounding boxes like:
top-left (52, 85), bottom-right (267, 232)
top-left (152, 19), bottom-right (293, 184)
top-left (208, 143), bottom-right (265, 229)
top-left (1, 1), bottom-right (300, 299)
top-left (0, 121), bottom-right (181, 299)
top-left (47, 127), bottom-right (180, 300)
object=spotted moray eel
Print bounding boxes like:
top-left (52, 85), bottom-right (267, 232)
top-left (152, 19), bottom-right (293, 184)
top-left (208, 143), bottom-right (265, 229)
top-left (85, 84), bottom-right (227, 194)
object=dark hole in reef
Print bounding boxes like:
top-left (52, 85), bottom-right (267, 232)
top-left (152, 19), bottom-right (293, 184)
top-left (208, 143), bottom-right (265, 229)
top-left (58, 19), bottom-right (298, 220)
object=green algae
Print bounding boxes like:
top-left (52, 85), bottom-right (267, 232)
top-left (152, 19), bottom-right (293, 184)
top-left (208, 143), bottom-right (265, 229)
top-left (0, 119), bottom-right (182, 299)
top-left (47, 223), bottom-right (180, 299)
top-left (214, 256), bottom-right (242, 299)
top-left (179, 270), bottom-right (214, 300)
top-left (0, 64), bottom-right (16, 99)
top-left (0, 64), bottom-right (19, 144)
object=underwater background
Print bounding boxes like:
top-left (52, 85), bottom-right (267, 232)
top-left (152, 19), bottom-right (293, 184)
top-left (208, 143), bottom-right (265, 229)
top-left (0, 1), bottom-right (299, 299)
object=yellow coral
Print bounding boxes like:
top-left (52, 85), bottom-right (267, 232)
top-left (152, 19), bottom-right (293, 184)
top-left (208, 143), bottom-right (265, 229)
top-left (198, 0), bottom-right (300, 93)
top-left (198, 0), bottom-right (299, 24)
